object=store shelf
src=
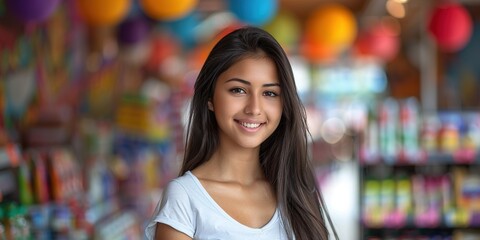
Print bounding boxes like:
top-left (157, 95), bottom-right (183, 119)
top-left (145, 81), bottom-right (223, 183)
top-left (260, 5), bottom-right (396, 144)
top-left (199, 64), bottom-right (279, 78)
top-left (362, 211), bottom-right (480, 229)
top-left (361, 150), bottom-right (480, 167)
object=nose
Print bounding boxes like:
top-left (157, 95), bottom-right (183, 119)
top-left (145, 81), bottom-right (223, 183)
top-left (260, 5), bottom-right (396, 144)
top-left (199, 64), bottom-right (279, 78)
top-left (244, 94), bottom-right (261, 115)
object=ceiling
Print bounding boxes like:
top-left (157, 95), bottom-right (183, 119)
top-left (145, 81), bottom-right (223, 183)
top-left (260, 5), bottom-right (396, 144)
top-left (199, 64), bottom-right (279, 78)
top-left (196, 0), bottom-right (423, 37)
top-left (197, 0), bottom-right (480, 41)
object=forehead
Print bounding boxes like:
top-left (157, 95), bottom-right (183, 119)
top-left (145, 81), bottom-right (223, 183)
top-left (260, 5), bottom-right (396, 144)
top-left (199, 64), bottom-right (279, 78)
top-left (218, 56), bottom-right (279, 83)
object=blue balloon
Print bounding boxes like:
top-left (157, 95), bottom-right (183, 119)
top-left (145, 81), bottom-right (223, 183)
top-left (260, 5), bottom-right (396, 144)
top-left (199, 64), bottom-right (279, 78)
top-left (161, 12), bottom-right (199, 49)
top-left (227, 0), bottom-right (278, 26)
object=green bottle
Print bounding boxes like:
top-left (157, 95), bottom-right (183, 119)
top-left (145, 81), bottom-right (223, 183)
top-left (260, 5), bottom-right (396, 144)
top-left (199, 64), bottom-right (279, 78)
top-left (18, 157), bottom-right (34, 205)
top-left (7, 203), bottom-right (22, 240)
top-left (0, 207), bottom-right (7, 240)
top-left (7, 203), bottom-right (31, 240)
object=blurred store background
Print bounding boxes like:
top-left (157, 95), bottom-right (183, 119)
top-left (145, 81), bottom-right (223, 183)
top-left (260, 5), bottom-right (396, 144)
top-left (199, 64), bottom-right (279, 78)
top-left (0, 0), bottom-right (480, 239)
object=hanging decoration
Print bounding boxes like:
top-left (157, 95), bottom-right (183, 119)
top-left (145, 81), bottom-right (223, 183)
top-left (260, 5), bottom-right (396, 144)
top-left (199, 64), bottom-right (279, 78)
top-left (227, 0), bottom-right (278, 26)
top-left (144, 33), bottom-right (180, 73)
top-left (5, 0), bottom-right (60, 23)
top-left (427, 2), bottom-right (472, 52)
top-left (139, 0), bottom-right (197, 21)
top-left (117, 16), bottom-right (150, 46)
top-left (161, 12), bottom-right (199, 49)
top-left (354, 19), bottom-right (400, 61)
top-left (117, 16), bottom-right (151, 65)
top-left (77, 0), bottom-right (130, 26)
top-left (304, 3), bottom-right (357, 54)
top-left (300, 37), bottom-right (337, 64)
top-left (263, 11), bottom-right (300, 52)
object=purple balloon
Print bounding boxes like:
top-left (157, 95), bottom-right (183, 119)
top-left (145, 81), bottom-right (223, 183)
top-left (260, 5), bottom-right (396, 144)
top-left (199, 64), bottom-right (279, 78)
top-left (117, 17), bottom-right (150, 45)
top-left (6, 0), bottom-right (61, 23)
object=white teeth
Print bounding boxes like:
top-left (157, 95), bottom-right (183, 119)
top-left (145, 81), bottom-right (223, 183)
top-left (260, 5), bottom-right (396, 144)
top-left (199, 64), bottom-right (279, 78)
top-left (241, 122), bottom-right (261, 128)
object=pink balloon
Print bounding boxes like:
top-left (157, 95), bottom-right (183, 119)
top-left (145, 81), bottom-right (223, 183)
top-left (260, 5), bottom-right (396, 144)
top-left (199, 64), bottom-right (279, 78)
top-left (355, 22), bottom-right (399, 61)
top-left (428, 3), bottom-right (473, 52)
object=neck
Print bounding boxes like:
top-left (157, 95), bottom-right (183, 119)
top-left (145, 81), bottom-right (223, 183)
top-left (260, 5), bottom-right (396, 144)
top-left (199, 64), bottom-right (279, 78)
top-left (199, 146), bottom-right (264, 185)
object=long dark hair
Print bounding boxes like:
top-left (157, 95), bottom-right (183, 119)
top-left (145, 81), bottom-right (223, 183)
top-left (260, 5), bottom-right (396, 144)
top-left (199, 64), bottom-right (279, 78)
top-left (180, 26), bottom-right (338, 240)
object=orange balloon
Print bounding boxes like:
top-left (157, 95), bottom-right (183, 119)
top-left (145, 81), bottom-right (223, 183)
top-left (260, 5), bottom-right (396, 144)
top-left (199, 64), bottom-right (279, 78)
top-left (77, 0), bottom-right (130, 26)
top-left (300, 37), bottom-right (338, 64)
top-left (140, 0), bottom-right (197, 21)
top-left (305, 4), bottom-right (357, 52)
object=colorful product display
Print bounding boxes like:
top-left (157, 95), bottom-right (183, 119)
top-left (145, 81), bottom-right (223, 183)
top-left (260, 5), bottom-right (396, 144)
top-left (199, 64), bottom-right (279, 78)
top-left (360, 98), bottom-right (480, 239)
top-left (361, 98), bottom-right (480, 164)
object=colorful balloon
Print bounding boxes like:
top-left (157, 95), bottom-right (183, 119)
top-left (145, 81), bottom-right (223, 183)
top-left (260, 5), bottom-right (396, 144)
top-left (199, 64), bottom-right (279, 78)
top-left (300, 37), bottom-right (338, 64)
top-left (117, 17), bottom-right (150, 45)
top-left (354, 20), bottom-right (400, 61)
top-left (263, 11), bottom-right (300, 52)
top-left (305, 4), bottom-right (357, 53)
top-left (77, 0), bottom-right (130, 26)
top-left (227, 0), bottom-right (278, 26)
top-left (161, 12), bottom-right (199, 49)
top-left (6, 0), bottom-right (60, 23)
top-left (145, 34), bottom-right (180, 72)
top-left (428, 2), bottom-right (472, 52)
top-left (140, 0), bottom-right (197, 21)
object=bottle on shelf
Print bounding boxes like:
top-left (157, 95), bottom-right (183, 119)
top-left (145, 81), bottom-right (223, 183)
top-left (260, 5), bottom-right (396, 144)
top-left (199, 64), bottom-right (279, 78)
top-left (7, 203), bottom-right (31, 240)
top-left (0, 207), bottom-right (6, 240)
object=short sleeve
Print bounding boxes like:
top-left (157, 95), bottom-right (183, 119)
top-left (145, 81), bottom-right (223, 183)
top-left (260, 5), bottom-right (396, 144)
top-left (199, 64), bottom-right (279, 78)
top-left (145, 180), bottom-right (195, 239)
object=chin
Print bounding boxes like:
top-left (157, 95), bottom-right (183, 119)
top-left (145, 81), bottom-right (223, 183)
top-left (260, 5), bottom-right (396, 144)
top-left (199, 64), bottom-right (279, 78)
top-left (237, 141), bottom-right (263, 150)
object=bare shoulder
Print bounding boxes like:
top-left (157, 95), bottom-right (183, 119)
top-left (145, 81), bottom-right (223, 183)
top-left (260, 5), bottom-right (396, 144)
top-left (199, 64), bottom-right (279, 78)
top-left (154, 223), bottom-right (192, 240)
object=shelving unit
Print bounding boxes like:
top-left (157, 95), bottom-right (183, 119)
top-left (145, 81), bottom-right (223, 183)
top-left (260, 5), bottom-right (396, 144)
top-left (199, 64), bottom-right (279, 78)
top-left (360, 161), bottom-right (480, 239)
top-left (358, 105), bottom-right (480, 240)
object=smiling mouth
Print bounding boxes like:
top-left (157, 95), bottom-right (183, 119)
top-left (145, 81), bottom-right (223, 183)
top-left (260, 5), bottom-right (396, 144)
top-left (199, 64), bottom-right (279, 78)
top-left (236, 120), bottom-right (263, 129)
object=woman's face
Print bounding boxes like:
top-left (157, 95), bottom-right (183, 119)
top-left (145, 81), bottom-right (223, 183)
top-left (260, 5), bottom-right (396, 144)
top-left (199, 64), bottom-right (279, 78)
top-left (209, 56), bottom-right (283, 150)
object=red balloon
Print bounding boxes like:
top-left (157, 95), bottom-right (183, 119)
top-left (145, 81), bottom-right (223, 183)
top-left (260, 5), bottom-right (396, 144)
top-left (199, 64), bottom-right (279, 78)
top-left (428, 3), bottom-right (472, 52)
top-left (145, 34), bottom-right (180, 72)
top-left (354, 22), bottom-right (399, 61)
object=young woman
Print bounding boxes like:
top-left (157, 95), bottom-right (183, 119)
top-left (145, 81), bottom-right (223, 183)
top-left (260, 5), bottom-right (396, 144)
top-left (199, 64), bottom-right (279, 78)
top-left (145, 26), bottom-right (338, 240)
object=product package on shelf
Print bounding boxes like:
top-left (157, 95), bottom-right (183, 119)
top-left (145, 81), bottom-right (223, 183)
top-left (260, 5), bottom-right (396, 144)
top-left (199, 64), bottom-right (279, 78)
top-left (0, 146), bottom-right (92, 240)
top-left (361, 97), bottom-right (426, 165)
top-left (360, 104), bottom-right (480, 239)
top-left (361, 168), bottom-right (480, 239)
top-left (360, 98), bottom-right (480, 165)
top-left (362, 176), bottom-right (412, 228)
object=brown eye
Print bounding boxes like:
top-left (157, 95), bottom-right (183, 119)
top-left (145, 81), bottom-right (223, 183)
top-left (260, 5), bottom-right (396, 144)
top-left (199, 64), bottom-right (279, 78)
top-left (263, 91), bottom-right (279, 97)
top-left (230, 88), bottom-right (246, 94)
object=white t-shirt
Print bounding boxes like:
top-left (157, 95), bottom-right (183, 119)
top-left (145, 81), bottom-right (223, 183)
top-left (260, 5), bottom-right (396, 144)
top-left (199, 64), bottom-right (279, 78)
top-left (145, 171), bottom-right (290, 240)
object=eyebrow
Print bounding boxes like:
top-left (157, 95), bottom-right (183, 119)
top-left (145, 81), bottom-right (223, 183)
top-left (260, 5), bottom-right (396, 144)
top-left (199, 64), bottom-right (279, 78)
top-left (225, 78), bottom-right (280, 88)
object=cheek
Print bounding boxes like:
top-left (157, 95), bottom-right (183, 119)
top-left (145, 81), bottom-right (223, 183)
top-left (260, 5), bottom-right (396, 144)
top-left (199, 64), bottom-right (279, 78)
top-left (212, 97), bottom-right (236, 120)
top-left (214, 97), bottom-right (233, 112)
top-left (267, 102), bottom-right (283, 122)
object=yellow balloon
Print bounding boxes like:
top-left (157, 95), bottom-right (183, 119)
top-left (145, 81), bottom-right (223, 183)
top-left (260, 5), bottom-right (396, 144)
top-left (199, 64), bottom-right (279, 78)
top-left (305, 4), bottom-right (357, 52)
top-left (77, 0), bottom-right (130, 26)
top-left (140, 0), bottom-right (197, 21)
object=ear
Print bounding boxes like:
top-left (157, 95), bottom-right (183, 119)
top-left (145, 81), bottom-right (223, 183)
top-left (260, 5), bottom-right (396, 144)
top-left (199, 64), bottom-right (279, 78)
top-left (207, 100), bottom-right (214, 111)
